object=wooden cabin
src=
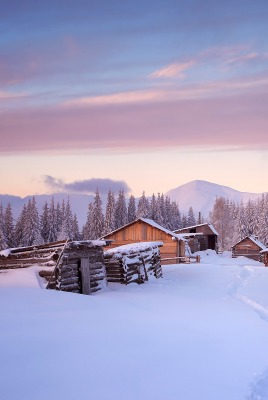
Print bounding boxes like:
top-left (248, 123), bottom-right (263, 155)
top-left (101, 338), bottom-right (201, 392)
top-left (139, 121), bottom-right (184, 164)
top-left (174, 223), bottom-right (218, 252)
top-left (101, 218), bottom-right (189, 264)
top-left (231, 236), bottom-right (266, 261)
top-left (260, 248), bottom-right (268, 266)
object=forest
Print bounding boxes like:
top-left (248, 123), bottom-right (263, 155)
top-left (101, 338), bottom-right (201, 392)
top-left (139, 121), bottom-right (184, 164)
top-left (0, 190), bottom-right (268, 251)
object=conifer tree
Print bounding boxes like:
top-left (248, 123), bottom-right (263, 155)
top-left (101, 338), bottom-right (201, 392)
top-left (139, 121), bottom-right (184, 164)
top-left (114, 189), bottom-right (128, 229)
top-left (149, 194), bottom-right (157, 221)
top-left (40, 201), bottom-right (50, 243)
top-left (72, 214), bottom-right (80, 240)
top-left (22, 197), bottom-right (42, 246)
top-left (47, 197), bottom-right (58, 243)
top-left (90, 189), bottom-right (104, 239)
top-left (104, 190), bottom-right (116, 234)
top-left (83, 203), bottom-right (93, 239)
top-left (136, 191), bottom-right (150, 219)
top-left (58, 198), bottom-right (74, 240)
top-left (127, 194), bottom-right (136, 223)
top-left (4, 203), bottom-right (14, 248)
top-left (187, 206), bottom-right (196, 227)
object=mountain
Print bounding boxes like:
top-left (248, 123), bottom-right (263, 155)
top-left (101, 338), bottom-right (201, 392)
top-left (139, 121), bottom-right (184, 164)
top-left (165, 180), bottom-right (266, 218)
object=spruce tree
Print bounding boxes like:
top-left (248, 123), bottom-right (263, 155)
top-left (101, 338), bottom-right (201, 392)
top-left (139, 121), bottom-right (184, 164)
top-left (40, 201), bottom-right (50, 243)
top-left (104, 190), bottom-right (116, 234)
top-left (114, 189), bottom-right (128, 229)
top-left (136, 191), bottom-right (150, 219)
top-left (187, 206), bottom-right (196, 227)
top-left (90, 189), bottom-right (104, 239)
top-left (4, 203), bottom-right (14, 248)
top-left (128, 195), bottom-right (136, 223)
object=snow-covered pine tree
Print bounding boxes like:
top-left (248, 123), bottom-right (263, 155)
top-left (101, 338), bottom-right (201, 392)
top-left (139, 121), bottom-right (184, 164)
top-left (114, 189), bottom-right (128, 229)
top-left (181, 214), bottom-right (187, 228)
top-left (83, 202), bottom-right (93, 239)
top-left (127, 194), bottom-right (136, 223)
top-left (14, 204), bottom-right (27, 246)
top-left (47, 197), bottom-right (58, 243)
top-left (55, 201), bottom-right (63, 237)
top-left (90, 189), bottom-right (104, 239)
top-left (136, 191), bottom-right (150, 219)
top-left (3, 203), bottom-right (14, 248)
top-left (160, 194), bottom-right (166, 227)
top-left (164, 196), bottom-right (172, 230)
top-left (187, 206), bottom-right (196, 227)
top-left (103, 190), bottom-right (116, 234)
top-left (0, 203), bottom-right (7, 250)
top-left (170, 201), bottom-right (182, 231)
top-left (154, 193), bottom-right (164, 226)
top-left (72, 214), bottom-right (80, 240)
top-left (149, 193), bottom-right (157, 221)
top-left (40, 201), bottom-right (50, 243)
top-left (22, 197), bottom-right (42, 246)
top-left (58, 198), bottom-right (74, 240)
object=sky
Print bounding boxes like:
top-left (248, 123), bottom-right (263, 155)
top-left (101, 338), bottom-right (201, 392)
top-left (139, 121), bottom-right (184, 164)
top-left (1, 0), bottom-right (268, 197)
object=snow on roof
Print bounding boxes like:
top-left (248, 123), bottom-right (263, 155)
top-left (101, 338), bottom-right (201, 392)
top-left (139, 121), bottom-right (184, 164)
top-left (260, 248), bottom-right (268, 253)
top-left (174, 223), bottom-right (219, 236)
top-left (232, 235), bottom-right (266, 250)
top-left (105, 241), bottom-right (163, 257)
top-left (101, 218), bottom-right (186, 241)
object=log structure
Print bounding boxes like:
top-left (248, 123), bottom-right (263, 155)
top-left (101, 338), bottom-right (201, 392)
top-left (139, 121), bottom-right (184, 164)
top-left (0, 240), bottom-right (108, 295)
top-left (104, 241), bottom-right (163, 284)
top-left (231, 235), bottom-right (266, 261)
top-left (0, 240), bottom-right (65, 270)
top-left (48, 241), bottom-right (107, 294)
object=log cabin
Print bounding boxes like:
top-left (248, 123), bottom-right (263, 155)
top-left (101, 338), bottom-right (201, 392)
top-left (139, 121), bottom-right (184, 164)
top-left (231, 235), bottom-right (266, 261)
top-left (101, 218), bottom-right (190, 264)
top-left (174, 223), bottom-right (219, 252)
top-left (260, 248), bottom-right (268, 266)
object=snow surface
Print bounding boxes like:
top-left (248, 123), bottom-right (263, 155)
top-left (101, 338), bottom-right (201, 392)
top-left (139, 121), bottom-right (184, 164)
top-left (1, 252), bottom-right (268, 400)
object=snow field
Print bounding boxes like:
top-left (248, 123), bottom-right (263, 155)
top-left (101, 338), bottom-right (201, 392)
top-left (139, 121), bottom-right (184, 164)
top-left (1, 252), bottom-right (268, 400)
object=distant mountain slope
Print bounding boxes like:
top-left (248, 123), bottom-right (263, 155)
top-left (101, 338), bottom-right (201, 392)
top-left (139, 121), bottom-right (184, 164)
top-left (165, 180), bottom-right (265, 218)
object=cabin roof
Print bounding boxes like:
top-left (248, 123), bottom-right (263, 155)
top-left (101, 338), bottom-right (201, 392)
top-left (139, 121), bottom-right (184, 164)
top-left (260, 248), bottom-right (268, 253)
top-left (174, 223), bottom-right (219, 236)
top-left (232, 235), bottom-right (266, 250)
top-left (101, 217), bottom-right (186, 241)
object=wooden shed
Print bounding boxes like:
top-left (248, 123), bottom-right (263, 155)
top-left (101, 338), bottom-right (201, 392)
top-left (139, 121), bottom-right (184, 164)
top-left (231, 235), bottom-right (266, 261)
top-left (174, 223), bottom-right (218, 252)
top-left (101, 218), bottom-right (189, 264)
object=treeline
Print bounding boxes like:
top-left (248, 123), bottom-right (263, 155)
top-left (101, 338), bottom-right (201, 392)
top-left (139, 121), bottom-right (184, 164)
top-left (0, 189), bottom-right (197, 251)
top-left (209, 195), bottom-right (268, 250)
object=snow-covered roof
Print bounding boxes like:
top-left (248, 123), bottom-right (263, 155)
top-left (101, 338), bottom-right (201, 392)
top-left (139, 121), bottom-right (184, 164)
top-left (174, 223), bottom-right (219, 236)
top-left (105, 241), bottom-right (163, 257)
top-left (232, 236), bottom-right (266, 250)
top-left (260, 248), bottom-right (268, 254)
top-left (101, 218), bottom-right (186, 241)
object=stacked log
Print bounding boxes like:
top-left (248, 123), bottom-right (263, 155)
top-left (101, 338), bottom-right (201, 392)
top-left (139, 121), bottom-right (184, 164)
top-left (104, 241), bottom-right (163, 284)
top-left (0, 241), bottom-right (65, 270)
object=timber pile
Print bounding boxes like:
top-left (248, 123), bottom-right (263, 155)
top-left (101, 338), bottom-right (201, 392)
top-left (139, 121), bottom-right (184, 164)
top-left (0, 240), bottom-right (65, 270)
top-left (104, 241), bottom-right (163, 284)
top-left (48, 240), bottom-right (107, 294)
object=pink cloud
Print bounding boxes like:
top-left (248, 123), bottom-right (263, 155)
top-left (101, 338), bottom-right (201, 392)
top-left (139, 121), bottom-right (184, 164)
top-left (151, 61), bottom-right (195, 79)
top-left (1, 90), bottom-right (267, 154)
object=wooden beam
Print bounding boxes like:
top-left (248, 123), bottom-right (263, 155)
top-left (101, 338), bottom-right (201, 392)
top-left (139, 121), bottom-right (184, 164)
top-left (80, 258), bottom-right (91, 295)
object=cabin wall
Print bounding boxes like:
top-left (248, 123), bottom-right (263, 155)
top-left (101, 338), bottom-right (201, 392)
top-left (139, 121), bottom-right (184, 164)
top-left (104, 221), bottom-right (180, 263)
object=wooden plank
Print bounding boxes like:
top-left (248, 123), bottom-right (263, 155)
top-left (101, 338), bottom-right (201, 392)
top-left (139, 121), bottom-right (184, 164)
top-left (80, 258), bottom-right (91, 295)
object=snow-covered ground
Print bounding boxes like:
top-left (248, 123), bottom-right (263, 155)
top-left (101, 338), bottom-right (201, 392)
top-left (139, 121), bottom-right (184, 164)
top-left (1, 251), bottom-right (268, 400)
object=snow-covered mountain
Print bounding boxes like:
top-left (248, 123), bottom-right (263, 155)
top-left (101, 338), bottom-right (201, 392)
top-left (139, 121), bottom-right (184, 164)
top-left (165, 180), bottom-right (266, 218)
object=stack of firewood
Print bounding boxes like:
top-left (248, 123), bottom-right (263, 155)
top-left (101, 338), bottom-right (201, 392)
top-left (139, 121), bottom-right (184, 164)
top-left (104, 242), bottom-right (163, 284)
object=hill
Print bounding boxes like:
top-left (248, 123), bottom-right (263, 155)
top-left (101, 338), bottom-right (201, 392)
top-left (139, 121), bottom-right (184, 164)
top-left (165, 180), bottom-right (265, 217)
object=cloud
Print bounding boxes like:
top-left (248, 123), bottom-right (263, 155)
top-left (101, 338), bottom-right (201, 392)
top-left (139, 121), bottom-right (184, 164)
top-left (43, 176), bottom-right (130, 194)
top-left (151, 61), bottom-right (195, 79)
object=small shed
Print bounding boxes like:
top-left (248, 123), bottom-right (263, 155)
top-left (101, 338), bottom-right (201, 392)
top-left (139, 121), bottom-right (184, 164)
top-left (174, 223), bottom-right (218, 252)
top-left (101, 218), bottom-right (189, 264)
top-left (260, 248), bottom-right (268, 266)
top-left (231, 235), bottom-right (266, 261)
